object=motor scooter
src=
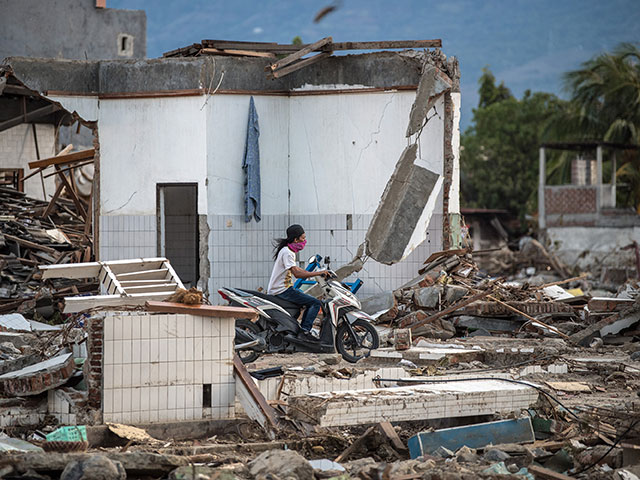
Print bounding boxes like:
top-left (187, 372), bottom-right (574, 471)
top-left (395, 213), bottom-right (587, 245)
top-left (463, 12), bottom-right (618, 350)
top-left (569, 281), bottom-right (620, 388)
top-left (218, 258), bottom-right (379, 363)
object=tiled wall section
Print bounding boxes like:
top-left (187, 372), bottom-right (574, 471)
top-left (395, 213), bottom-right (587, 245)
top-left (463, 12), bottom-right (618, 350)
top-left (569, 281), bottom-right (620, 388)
top-left (99, 212), bottom-right (444, 300)
top-left (99, 215), bottom-right (157, 261)
top-left (102, 312), bottom-right (235, 424)
top-left (208, 213), bottom-right (443, 299)
top-left (291, 380), bottom-right (539, 427)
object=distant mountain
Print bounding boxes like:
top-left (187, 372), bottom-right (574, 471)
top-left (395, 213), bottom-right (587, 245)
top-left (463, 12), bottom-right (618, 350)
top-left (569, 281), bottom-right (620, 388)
top-left (110, 0), bottom-right (639, 128)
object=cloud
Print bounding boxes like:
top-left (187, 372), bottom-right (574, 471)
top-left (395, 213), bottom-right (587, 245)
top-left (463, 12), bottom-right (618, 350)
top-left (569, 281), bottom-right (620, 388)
top-left (252, 27), bottom-right (264, 35)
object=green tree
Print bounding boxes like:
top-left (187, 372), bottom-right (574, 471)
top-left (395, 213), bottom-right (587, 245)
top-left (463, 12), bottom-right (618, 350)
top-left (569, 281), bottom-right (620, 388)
top-left (461, 70), bottom-right (566, 223)
top-left (477, 67), bottom-right (513, 108)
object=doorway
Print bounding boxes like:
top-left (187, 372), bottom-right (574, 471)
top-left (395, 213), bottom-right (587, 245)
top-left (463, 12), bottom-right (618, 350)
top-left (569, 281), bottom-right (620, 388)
top-left (157, 184), bottom-right (198, 288)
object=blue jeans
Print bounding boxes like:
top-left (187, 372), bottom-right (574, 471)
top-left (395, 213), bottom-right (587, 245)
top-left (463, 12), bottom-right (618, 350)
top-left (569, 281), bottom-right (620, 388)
top-left (276, 287), bottom-right (322, 332)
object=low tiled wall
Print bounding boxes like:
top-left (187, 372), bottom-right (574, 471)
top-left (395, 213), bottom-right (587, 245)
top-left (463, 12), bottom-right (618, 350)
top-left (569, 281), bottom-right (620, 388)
top-left (101, 312), bottom-right (235, 424)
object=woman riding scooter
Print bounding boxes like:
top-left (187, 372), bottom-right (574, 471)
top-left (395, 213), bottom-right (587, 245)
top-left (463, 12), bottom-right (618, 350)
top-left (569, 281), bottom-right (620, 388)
top-left (267, 224), bottom-right (328, 340)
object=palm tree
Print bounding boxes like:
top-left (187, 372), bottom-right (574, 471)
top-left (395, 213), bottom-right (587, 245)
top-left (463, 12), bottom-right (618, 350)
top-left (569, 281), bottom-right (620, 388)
top-left (544, 43), bottom-right (640, 209)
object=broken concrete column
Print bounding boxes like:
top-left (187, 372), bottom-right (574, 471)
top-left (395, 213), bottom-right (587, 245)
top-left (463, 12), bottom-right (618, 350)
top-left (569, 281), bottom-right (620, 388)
top-left (366, 144), bottom-right (442, 265)
top-left (406, 64), bottom-right (452, 137)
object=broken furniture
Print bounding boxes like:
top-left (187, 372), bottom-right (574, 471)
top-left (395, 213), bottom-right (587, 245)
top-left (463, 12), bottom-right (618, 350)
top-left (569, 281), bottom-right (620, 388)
top-left (39, 258), bottom-right (185, 313)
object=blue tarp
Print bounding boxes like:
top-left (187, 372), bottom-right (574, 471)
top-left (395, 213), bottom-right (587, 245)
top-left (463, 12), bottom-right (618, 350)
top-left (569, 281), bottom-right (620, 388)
top-left (243, 96), bottom-right (261, 222)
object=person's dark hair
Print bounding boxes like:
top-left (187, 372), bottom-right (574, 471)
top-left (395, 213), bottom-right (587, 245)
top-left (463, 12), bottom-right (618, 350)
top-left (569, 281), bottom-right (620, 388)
top-left (273, 224), bottom-right (305, 260)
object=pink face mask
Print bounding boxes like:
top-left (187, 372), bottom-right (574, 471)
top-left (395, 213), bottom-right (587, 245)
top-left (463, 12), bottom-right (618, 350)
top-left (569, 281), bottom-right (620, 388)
top-left (288, 240), bottom-right (306, 252)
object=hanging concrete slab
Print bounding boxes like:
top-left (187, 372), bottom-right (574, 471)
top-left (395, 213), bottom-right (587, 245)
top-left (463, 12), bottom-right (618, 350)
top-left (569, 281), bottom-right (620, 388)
top-left (406, 64), bottom-right (452, 137)
top-left (366, 144), bottom-right (442, 264)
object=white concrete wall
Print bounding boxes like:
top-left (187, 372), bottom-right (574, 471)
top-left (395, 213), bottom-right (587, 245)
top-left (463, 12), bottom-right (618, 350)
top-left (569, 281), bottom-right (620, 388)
top-left (289, 92), bottom-right (445, 215)
top-left (46, 95), bottom-right (99, 123)
top-left (0, 123), bottom-right (56, 200)
top-left (547, 226), bottom-right (640, 270)
top-left (449, 92), bottom-right (461, 214)
top-left (204, 91), bottom-right (447, 217)
top-left (206, 95), bottom-right (289, 216)
top-left (98, 96), bottom-right (208, 216)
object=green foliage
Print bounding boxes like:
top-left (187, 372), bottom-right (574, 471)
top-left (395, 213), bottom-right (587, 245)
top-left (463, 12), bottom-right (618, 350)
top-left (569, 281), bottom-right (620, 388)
top-left (545, 42), bottom-right (640, 210)
top-left (292, 36), bottom-right (303, 46)
top-left (461, 70), bottom-right (565, 222)
top-left (477, 67), bottom-right (513, 108)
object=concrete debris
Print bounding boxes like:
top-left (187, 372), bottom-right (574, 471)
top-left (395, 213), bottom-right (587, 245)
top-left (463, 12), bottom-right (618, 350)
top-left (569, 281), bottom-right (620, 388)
top-left (287, 379), bottom-right (538, 427)
top-left (248, 449), bottom-right (314, 480)
top-left (366, 144), bottom-right (442, 264)
top-left (0, 187), bottom-right (97, 316)
top-left (60, 454), bottom-right (126, 480)
top-left (0, 352), bottom-right (74, 396)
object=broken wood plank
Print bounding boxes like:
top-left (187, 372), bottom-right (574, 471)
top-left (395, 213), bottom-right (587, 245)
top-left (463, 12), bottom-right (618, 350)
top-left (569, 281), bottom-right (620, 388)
top-left (334, 425), bottom-right (376, 463)
top-left (233, 354), bottom-right (282, 438)
top-left (42, 159), bottom-right (94, 179)
top-left (202, 39), bottom-right (442, 53)
top-left (145, 301), bottom-right (257, 320)
top-left (200, 48), bottom-right (275, 58)
top-left (41, 181), bottom-right (66, 218)
top-left (28, 148), bottom-right (95, 170)
top-left (3, 234), bottom-right (57, 254)
top-left (0, 104), bottom-right (60, 134)
top-left (53, 165), bottom-right (87, 220)
top-left (378, 421), bottom-right (407, 452)
top-left (269, 36), bottom-right (332, 71)
top-left (269, 52), bottom-right (332, 79)
top-left (535, 273), bottom-right (589, 289)
top-left (486, 294), bottom-right (569, 339)
top-left (526, 465), bottom-right (574, 480)
top-left (546, 381), bottom-right (591, 393)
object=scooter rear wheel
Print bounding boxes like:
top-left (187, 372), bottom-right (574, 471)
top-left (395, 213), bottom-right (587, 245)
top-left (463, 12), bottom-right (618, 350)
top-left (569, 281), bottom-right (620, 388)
top-left (336, 319), bottom-right (379, 363)
top-left (235, 318), bottom-right (262, 364)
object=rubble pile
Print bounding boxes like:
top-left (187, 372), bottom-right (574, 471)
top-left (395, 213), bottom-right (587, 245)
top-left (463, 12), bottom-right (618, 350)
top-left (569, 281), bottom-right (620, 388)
top-left (362, 245), bottom-right (640, 350)
top-left (0, 187), bottom-right (97, 320)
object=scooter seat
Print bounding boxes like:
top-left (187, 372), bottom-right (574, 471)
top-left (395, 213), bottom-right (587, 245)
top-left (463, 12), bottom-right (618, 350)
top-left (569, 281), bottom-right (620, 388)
top-left (239, 289), bottom-right (302, 317)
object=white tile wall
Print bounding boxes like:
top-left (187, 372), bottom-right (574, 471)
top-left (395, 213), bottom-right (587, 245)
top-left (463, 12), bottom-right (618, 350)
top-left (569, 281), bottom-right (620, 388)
top-left (102, 312), bottom-right (235, 424)
top-left (208, 213), bottom-right (444, 300)
top-left (98, 211), bottom-right (444, 299)
top-left (0, 123), bottom-right (56, 201)
top-left (290, 379), bottom-right (539, 427)
top-left (99, 215), bottom-right (157, 261)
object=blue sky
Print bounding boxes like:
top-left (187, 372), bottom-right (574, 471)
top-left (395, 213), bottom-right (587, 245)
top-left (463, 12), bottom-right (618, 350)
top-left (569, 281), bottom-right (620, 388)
top-left (110, 0), bottom-right (639, 128)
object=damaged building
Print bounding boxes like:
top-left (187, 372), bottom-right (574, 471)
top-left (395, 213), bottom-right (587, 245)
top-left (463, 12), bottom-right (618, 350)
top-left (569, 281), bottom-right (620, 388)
top-left (0, 0), bottom-right (145, 204)
top-left (1, 39), bottom-right (462, 296)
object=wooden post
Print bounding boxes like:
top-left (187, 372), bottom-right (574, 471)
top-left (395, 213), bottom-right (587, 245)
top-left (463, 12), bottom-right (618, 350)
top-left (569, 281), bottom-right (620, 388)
top-left (539, 147), bottom-right (546, 229)
top-left (596, 144), bottom-right (603, 212)
top-left (611, 151), bottom-right (617, 208)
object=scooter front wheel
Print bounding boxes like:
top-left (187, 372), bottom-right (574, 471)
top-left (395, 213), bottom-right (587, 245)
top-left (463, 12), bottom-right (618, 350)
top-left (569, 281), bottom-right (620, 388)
top-left (235, 318), bottom-right (262, 364)
top-left (336, 319), bottom-right (379, 363)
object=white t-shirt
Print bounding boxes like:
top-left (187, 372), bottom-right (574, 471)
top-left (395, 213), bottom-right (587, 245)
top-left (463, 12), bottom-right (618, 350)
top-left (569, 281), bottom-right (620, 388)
top-left (267, 247), bottom-right (297, 295)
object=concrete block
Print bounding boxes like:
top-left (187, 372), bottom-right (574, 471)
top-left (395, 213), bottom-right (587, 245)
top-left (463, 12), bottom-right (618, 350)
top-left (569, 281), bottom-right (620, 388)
top-left (414, 286), bottom-right (442, 308)
top-left (444, 285), bottom-right (469, 304)
top-left (406, 64), bottom-right (453, 137)
top-left (0, 353), bottom-right (74, 396)
top-left (288, 379), bottom-right (538, 427)
top-left (408, 417), bottom-right (535, 459)
top-left (366, 144), bottom-right (442, 265)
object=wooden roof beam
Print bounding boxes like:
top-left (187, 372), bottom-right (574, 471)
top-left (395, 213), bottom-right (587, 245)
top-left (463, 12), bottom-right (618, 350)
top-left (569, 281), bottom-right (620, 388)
top-left (28, 149), bottom-right (95, 170)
